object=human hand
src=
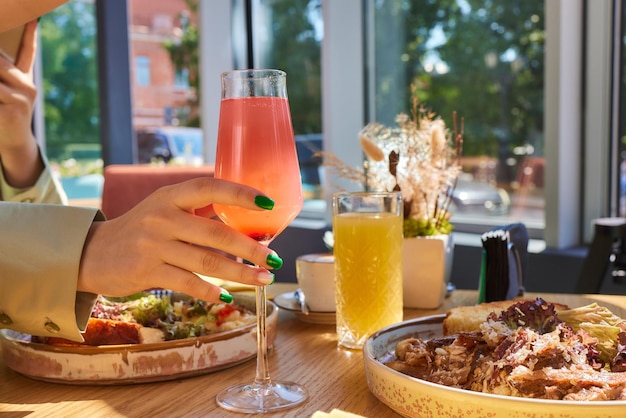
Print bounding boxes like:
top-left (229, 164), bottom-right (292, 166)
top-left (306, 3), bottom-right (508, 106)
top-left (0, 20), bottom-right (42, 188)
top-left (78, 178), bottom-right (283, 303)
top-left (0, 1), bottom-right (69, 33)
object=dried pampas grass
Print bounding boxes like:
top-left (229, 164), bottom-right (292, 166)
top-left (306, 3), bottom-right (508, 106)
top-left (324, 84), bottom-right (464, 236)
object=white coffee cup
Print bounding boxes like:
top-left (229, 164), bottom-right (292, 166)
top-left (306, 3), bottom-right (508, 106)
top-left (295, 253), bottom-right (336, 312)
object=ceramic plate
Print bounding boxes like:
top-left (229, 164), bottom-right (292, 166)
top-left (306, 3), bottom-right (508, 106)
top-left (363, 315), bottom-right (626, 418)
top-left (274, 291), bottom-right (336, 325)
top-left (0, 294), bottom-right (277, 385)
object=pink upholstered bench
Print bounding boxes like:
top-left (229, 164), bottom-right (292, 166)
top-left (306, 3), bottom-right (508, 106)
top-left (100, 164), bottom-right (215, 219)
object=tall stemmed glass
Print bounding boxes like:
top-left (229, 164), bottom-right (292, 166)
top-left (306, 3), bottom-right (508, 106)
top-left (214, 69), bottom-right (307, 413)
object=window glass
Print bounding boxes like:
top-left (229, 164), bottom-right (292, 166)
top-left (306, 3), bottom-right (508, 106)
top-left (174, 68), bottom-right (189, 88)
top-left (128, 0), bottom-right (199, 130)
top-left (171, 130), bottom-right (203, 159)
top-left (135, 56), bottom-right (151, 86)
top-left (369, 0), bottom-right (545, 230)
top-left (247, 0), bottom-right (323, 198)
top-left (39, 0), bottom-right (100, 168)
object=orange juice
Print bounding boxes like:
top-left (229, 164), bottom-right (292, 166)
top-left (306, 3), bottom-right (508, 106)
top-left (333, 204), bottom-right (403, 349)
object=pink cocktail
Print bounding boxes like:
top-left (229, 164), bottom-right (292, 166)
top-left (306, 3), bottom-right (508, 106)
top-left (214, 69), bottom-right (307, 414)
top-left (213, 96), bottom-right (303, 243)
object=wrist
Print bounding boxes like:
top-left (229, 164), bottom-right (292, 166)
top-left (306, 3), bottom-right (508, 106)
top-left (77, 221), bottom-right (104, 295)
top-left (0, 138), bottom-right (44, 188)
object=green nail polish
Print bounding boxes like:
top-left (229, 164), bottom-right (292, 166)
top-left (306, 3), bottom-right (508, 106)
top-left (255, 195), bottom-right (274, 210)
top-left (219, 293), bottom-right (233, 303)
top-left (266, 253), bottom-right (283, 269)
top-left (269, 273), bottom-right (275, 285)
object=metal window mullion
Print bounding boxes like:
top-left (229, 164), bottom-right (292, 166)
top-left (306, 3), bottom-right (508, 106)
top-left (321, 0), bottom-right (366, 219)
top-left (582, 0), bottom-right (615, 243)
top-left (198, 0), bottom-right (233, 165)
top-left (544, 0), bottom-right (584, 248)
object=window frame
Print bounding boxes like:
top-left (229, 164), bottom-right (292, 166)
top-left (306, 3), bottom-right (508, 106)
top-left (582, 0), bottom-right (616, 244)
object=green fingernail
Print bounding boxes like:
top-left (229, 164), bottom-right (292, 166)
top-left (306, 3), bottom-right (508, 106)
top-left (254, 195), bottom-right (274, 210)
top-left (266, 253), bottom-right (283, 269)
top-left (219, 293), bottom-right (233, 303)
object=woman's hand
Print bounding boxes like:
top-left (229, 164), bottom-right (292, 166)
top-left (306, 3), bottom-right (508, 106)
top-left (0, 1), bottom-right (68, 33)
top-left (0, 20), bottom-right (43, 188)
top-left (78, 178), bottom-right (282, 303)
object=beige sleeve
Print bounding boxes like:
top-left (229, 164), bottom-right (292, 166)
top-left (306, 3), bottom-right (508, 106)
top-left (0, 149), bottom-right (68, 204)
top-left (0, 202), bottom-right (105, 341)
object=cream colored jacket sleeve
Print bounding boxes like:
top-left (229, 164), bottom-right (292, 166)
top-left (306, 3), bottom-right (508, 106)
top-left (0, 202), bottom-right (104, 342)
top-left (0, 149), bottom-right (68, 204)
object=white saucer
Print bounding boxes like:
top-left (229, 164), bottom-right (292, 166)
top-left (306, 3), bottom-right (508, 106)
top-left (274, 291), bottom-right (336, 325)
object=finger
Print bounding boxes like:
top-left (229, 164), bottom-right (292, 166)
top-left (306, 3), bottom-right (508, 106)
top-left (194, 204), bottom-right (215, 218)
top-left (152, 208), bottom-right (279, 269)
top-left (0, 81), bottom-right (11, 102)
top-left (0, 1), bottom-right (68, 34)
top-left (152, 265), bottom-right (235, 303)
top-left (158, 177), bottom-right (273, 213)
top-left (161, 240), bottom-right (275, 285)
top-left (114, 198), bottom-right (280, 272)
top-left (14, 20), bottom-right (37, 76)
top-left (123, 263), bottom-right (231, 303)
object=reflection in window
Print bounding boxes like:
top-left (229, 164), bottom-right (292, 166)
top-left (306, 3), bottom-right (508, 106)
top-left (135, 56), bottom-right (151, 86)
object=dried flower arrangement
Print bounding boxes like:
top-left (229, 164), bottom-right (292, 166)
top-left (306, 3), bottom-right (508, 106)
top-left (323, 85), bottom-right (464, 237)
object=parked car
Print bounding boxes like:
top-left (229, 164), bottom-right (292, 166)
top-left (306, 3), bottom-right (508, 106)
top-left (450, 174), bottom-right (510, 216)
top-left (135, 127), bottom-right (204, 165)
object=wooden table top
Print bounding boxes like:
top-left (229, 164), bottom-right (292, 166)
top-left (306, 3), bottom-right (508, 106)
top-left (1, 284), bottom-right (625, 418)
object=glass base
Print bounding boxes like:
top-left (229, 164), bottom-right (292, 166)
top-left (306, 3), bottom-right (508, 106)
top-left (336, 325), bottom-right (368, 350)
top-left (216, 381), bottom-right (308, 413)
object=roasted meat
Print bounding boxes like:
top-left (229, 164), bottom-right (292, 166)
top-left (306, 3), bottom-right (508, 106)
top-left (386, 299), bottom-right (626, 401)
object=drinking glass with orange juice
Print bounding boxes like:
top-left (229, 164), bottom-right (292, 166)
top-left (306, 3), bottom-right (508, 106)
top-left (332, 191), bottom-right (403, 349)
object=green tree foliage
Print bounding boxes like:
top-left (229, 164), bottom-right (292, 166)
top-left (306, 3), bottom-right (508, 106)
top-left (39, 1), bottom-right (100, 160)
top-left (163, 0), bottom-right (200, 127)
top-left (434, 0), bottom-right (544, 159)
top-left (372, 0), bottom-right (457, 125)
top-left (373, 0), bottom-right (544, 162)
top-left (257, 0), bottom-right (322, 134)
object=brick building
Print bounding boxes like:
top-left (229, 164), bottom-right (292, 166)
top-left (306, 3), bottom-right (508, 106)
top-left (128, 0), bottom-right (196, 129)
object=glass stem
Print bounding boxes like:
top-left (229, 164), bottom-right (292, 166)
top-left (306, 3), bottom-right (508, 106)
top-left (254, 282), bottom-right (271, 389)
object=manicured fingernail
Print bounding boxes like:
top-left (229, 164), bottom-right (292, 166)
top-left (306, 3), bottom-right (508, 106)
top-left (254, 195), bottom-right (274, 210)
top-left (258, 272), bottom-right (275, 285)
top-left (219, 292), bottom-right (233, 303)
top-left (266, 253), bottom-right (283, 269)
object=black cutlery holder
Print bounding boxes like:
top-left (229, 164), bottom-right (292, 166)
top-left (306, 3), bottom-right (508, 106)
top-left (478, 223), bottom-right (528, 303)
